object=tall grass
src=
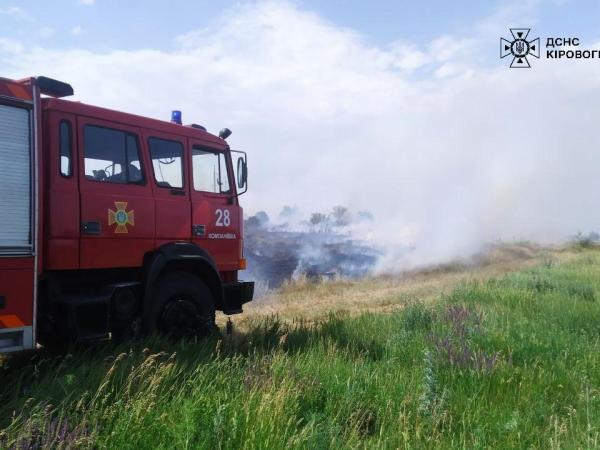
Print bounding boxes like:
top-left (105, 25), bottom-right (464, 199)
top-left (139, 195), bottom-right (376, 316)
top-left (1, 249), bottom-right (600, 448)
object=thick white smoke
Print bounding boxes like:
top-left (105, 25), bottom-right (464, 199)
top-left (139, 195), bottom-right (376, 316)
top-left (2, 1), bottom-right (599, 270)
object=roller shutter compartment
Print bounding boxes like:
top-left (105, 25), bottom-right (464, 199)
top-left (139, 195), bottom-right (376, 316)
top-left (0, 104), bottom-right (31, 254)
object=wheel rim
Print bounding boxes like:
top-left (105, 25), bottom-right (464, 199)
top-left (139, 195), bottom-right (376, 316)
top-left (159, 297), bottom-right (202, 336)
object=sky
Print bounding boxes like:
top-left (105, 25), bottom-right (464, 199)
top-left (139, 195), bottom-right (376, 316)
top-left (2, 0), bottom-right (600, 268)
top-left (2, 0), bottom-right (600, 50)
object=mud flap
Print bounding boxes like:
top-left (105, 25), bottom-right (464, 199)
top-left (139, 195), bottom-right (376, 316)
top-left (222, 281), bottom-right (254, 315)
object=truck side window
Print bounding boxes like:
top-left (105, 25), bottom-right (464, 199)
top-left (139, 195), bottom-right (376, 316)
top-left (192, 147), bottom-right (230, 193)
top-left (84, 125), bottom-right (144, 184)
top-left (59, 120), bottom-right (72, 177)
top-left (148, 137), bottom-right (184, 189)
top-left (126, 134), bottom-right (143, 184)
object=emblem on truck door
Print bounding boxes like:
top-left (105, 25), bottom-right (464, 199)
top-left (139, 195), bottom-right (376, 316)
top-left (108, 201), bottom-right (135, 234)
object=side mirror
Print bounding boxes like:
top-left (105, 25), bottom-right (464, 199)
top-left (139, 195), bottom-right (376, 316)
top-left (231, 149), bottom-right (248, 195)
top-left (237, 156), bottom-right (247, 189)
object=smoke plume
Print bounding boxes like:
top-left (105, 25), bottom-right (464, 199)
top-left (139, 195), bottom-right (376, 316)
top-left (2, 1), bottom-right (600, 272)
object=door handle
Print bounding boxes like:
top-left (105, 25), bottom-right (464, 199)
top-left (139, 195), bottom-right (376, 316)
top-left (82, 221), bottom-right (101, 235)
top-left (170, 189), bottom-right (186, 196)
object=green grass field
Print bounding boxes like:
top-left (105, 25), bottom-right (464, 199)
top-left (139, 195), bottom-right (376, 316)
top-left (2, 246), bottom-right (600, 449)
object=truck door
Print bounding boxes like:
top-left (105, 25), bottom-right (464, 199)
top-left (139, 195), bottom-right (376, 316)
top-left (78, 118), bottom-right (155, 268)
top-left (44, 111), bottom-right (79, 270)
top-left (0, 80), bottom-right (36, 352)
top-left (189, 140), bottom-right (240, 271)
top-left (143, 130), bottom-right (191, 245)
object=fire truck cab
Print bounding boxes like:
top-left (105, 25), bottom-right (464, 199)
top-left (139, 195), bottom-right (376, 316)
top-left (0, 76), bottom-right (253, 352)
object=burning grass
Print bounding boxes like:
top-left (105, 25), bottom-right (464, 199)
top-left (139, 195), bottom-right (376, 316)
top-left (1, 244), bottom-right (600, 448)
top-left (239, 242), bottom-right (571, 321)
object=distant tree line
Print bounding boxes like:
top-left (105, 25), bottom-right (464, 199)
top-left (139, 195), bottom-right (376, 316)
top-left (245, 205), bottom-right (374, 232)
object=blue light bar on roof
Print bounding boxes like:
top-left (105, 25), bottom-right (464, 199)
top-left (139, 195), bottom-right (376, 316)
top-left (171, 110), bottom-right (182, 125)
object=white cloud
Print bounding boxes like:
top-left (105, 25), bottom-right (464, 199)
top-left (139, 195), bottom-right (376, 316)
top-left (0, 37), bottom-right (23, 54)
top-left (77, 0), bottom-right (95, 5)
top-left (39, 27), bottom-right (55, 39)
top-left (70, 25), bottom-right (84, 36)
top-left (2, 1), bottom-right (599, 268)
top-left (0, 5), bottom-right (31, 21)
top-left (389, 42), bottom-right (431, 71)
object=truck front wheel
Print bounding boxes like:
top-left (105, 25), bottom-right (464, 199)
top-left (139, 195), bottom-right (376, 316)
top-left (152, 272), bottom-right (216, 338)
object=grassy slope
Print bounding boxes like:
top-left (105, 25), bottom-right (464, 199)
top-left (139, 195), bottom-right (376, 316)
top-left (1, 245), bottom-right (600, 448)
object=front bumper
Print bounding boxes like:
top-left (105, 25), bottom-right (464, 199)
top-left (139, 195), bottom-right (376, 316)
top-left (222, 281), bottom-right (254, 315)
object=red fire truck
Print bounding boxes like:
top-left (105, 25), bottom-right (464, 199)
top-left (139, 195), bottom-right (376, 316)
top-left (0, 76), bottom-right (253, 352)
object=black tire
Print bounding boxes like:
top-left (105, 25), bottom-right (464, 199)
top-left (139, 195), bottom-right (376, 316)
top-left (151, 272), bottom-right (216, 338)
top-left (112, 317), bottom-right (141, 343)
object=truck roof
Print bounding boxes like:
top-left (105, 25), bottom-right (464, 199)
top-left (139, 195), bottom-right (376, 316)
top-left (43, 97), bottom-right (228, 149)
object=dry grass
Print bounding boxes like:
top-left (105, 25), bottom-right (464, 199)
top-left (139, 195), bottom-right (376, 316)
top-left (3, 244), bottom-right (600, 449)
top-left (232, 242), bottom-right (574, 323)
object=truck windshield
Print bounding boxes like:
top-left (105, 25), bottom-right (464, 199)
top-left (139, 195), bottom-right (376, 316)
top-left (192, 147), bottom-right (230, 193)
